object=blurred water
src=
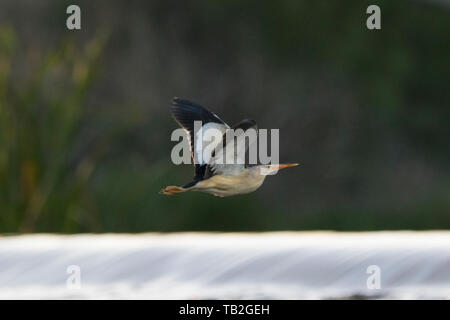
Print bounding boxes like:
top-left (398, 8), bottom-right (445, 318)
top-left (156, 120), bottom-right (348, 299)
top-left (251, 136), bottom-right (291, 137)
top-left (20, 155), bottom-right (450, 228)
top-left (0, 232), bottom-right (449, 299)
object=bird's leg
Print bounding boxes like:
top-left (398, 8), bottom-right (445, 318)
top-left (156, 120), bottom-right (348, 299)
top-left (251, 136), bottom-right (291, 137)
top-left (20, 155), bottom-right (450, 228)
top-left (160, 185), bottom-right (187, 195)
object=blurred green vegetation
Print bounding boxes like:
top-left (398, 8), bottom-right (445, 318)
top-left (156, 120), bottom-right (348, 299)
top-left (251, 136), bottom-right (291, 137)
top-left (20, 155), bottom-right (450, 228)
top-left (0, 0), bottom-right (449, 233)
top-left (0, 27), bottom-right (105, 232)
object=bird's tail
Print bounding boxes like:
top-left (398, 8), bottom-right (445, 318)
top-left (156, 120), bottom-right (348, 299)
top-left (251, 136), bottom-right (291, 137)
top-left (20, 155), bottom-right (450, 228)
top-left (160, 185), bottom-right (188, 195)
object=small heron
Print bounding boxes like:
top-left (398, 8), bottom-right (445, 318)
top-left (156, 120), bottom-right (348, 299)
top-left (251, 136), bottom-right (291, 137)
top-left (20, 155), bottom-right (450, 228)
top-left (161, 98), bottom-right (298, 197)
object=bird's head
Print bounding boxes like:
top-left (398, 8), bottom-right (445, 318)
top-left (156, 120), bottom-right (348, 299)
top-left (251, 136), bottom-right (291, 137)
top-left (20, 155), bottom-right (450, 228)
top-left (254, 163), bottom-right (299, 176)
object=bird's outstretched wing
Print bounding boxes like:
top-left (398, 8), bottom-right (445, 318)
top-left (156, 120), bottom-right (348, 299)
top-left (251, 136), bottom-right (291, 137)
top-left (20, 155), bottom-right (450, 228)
top-left (209, 119), bottom-right (258, 176)
top-left (170, 97), bottom-right (229, 179)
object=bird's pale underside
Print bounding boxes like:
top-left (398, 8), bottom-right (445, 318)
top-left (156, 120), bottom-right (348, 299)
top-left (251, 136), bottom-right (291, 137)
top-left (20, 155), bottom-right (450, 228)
top-left (161, 98), bottom-right (298, 197)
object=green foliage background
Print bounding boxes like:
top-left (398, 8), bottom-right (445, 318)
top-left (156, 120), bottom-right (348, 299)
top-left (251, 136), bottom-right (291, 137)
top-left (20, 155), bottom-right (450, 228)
top-left (0, 0), bottom-right (449, 233)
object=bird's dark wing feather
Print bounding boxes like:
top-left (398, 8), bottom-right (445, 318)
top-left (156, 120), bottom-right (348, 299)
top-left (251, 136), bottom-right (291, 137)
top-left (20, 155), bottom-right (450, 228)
top-left (170, 97), bottom-right (228, 180)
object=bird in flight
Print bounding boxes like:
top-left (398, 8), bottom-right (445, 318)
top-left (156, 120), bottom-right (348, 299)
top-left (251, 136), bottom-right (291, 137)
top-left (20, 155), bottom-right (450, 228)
top-left (161, 98), bottom-right (298, 197)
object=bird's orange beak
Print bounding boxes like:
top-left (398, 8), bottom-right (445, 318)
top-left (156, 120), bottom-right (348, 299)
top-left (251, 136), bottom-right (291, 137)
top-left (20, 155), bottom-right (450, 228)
top-left (276, 163), bottom-right (299, 170)
top-left (264, 163), bottom-right (299, 175)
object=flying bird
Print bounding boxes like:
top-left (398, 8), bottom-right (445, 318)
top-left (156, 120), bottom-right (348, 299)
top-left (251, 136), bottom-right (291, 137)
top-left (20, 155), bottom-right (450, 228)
top-left (161, 98), bottom-right (298, 197)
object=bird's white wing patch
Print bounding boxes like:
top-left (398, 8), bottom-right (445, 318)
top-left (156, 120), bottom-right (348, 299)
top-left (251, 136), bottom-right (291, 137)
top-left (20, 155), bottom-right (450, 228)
top-left (194, 122), bottom-right (228, 165)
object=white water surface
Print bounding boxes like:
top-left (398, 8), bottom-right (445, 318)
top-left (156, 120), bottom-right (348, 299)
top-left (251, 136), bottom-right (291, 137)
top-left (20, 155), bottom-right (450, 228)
top-left (0, 232), bottom-right (449, 299)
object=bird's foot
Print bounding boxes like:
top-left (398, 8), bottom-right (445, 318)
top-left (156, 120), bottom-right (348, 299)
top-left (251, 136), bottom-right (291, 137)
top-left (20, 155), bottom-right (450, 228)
top-left (160, 185), bottom-right (186, 195)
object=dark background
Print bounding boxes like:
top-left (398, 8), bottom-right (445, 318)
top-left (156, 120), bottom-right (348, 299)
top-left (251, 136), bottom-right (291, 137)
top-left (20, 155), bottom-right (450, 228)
top-left (0, 0), bottom-right (448, 233)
